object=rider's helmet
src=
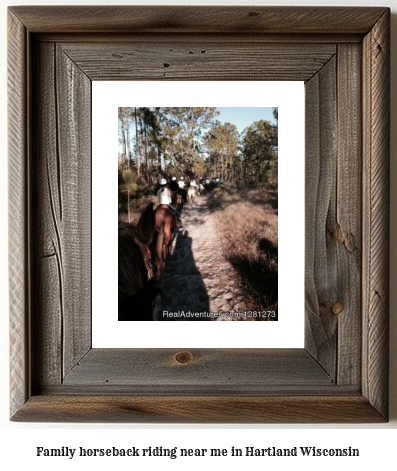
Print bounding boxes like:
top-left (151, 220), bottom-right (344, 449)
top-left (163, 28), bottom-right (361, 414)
top-left (172, 177), bottom-right (176, 181)
top-left (159, 178), bottom-right (167, 185)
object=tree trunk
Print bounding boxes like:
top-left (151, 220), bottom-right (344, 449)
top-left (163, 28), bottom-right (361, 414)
top-left (134, 108), bottom-right (140, 178)
top-left (126, 125), bottom-right (132, 170)
top-left (157, 146), bottom-right (162, 172)
top-left (120, 112), bottom-right (127, 169)
top-left (144, 123), bottom-right (149, 185)
top-left (191, 107), bottom-right (195, 158)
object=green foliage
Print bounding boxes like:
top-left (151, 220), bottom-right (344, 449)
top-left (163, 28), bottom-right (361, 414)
top-left (118, 107), bottom-right (278, 193)
top-left (118, 167), bottom-right (157, 217)
top-left (241, 119), bottom-right (278, 185)
top-left (121, 169), bottom-right (133, 185)
top-left (273, 107), bottom-right (278, 124)
top-left (204, 121), bottom-right (239, 181)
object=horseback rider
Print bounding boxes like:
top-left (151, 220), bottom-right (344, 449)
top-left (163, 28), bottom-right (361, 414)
top-left (157, 178), bottom-right (174, 209)
top-left (158, 179), bottom-right (182, 227)
top-left (178, 176), bottom-right (185, 189)
top-left (169, 176), bottom-right (180, 207)
top-left (177, 176), bottom-right (187, 206)
top-left (170, 176), bottom-right (179, 193)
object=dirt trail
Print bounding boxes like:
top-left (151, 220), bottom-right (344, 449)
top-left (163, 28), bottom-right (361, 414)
top-left (154, 194), bottom-right (252, 321)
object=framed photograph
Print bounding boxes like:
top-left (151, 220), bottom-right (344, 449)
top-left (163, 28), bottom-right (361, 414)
top-left (94, 82), bottom-right (305, 348)
top-left (8, 6), bottom-right (390, 423)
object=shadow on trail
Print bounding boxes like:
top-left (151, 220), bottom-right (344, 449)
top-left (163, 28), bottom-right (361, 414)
top-left (154, 228), bottom-right (211, 321)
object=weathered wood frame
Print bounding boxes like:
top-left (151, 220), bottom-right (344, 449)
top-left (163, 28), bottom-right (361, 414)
top-left (8, 6), bottom-right (390, 423)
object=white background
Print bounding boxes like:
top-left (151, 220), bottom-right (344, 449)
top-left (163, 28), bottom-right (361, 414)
top-left (92, 81), bottom-right (305, 348)
top-left (1, 0), bottom-right (396, 469)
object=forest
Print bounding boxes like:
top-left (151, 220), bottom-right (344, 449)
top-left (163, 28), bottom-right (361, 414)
top-left (118, 107), bottom-right (278, 214)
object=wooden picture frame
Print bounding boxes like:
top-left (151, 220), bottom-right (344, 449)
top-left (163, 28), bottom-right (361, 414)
top-left (8, 6), bottom-right (390, 423)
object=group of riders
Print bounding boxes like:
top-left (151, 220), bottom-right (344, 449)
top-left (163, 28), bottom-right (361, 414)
top-left (156, 174), bottom-right (220, 239)
top-left (157, 175), bottom-right (222, 210)
top-left (158, 176), bottom-right (186, 210)
top-left (157, 175), bottom-right (199, 202)
top-left (156, 175), bottom-right (203, 222)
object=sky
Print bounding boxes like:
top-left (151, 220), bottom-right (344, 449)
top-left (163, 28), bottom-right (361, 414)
top-left (216, 107), bottom-right (276, 134)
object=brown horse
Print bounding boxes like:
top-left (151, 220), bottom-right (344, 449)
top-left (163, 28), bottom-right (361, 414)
top-left (118, 202), bottom-right (157, 321)
top-left (178, 187), bottom-right (187, 207)
top-left (171, 190), bottom-right (182, 208)
top-left (153, 204), bottom-right (177, 275)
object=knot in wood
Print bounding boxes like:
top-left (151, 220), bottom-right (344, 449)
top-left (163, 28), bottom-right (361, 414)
top-left (333, 225), bottom-right (344, 244)
top-left (331, 302), bottom-right (344, 316)
top-left (174, 351), bottom-right (194, 365)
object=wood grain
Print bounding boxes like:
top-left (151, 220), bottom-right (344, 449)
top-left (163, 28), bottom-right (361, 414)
top-left (59, 42), bottom-right (335, 82)
top-left (34, 33), bottom-right (363, 45)
top-left (8, 6), bottom-right (390, 423)
top-left (32, 42), bottom-right (63, 387)
top-left (62, 349), bottom-right (333, 391)
top-left (9, 6), bottom-right (387, 34)
top-left (305, 56), bottom-right (338, 378)
top-left (8, 10), bottom-right (29, 419)
top-left (31, 42), bottom-right (92, 387)
top-left (11, 396), bottom-right (386, 424)
top-left (56, 44), bottom-right (91, 377)
top-left (362, 9), bottom-right (390, 419)
top-left (336, 44), bottom-right (362, 386)
top-left (304, 42), bottom-right (363, 386)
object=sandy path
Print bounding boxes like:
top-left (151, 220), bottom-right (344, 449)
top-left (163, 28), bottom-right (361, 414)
top-left (154, 194), bottom-right (251, 321)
